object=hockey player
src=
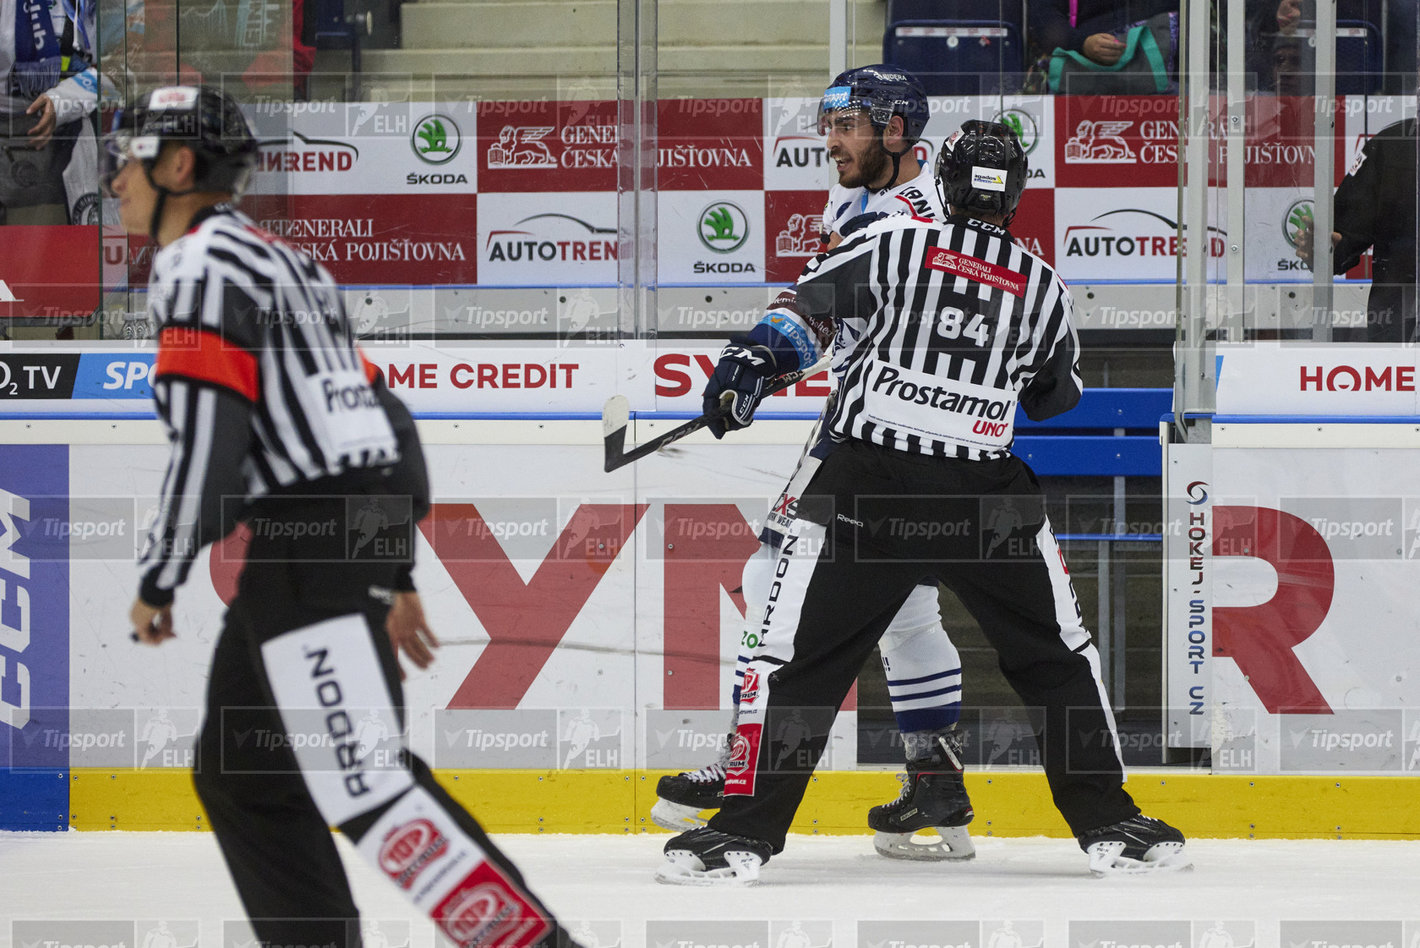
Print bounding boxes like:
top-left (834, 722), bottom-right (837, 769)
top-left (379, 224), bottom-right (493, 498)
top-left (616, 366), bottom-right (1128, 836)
top-left (652, 66), bottom-right (976, 862)
top-left (115, 86), bottom-right (574, 948)
top-left (655, 120), bottom-right (1189, 883)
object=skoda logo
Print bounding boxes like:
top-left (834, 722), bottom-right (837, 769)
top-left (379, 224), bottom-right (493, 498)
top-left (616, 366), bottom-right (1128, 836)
top-left (412, 114), bottom-right (461, 165)
top-left (698, 202), bottom-right (749, 254)
top-left (994, 108), bottom-right (1039, 155)
top-left (1283, 198), bottom-right (1314, 249)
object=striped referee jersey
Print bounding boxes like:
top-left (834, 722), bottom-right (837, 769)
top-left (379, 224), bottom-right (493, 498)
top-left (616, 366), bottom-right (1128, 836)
top-left (138, 204), bottom-right (400, 605)
top-left (790, 212), bottom-right (1081, 459)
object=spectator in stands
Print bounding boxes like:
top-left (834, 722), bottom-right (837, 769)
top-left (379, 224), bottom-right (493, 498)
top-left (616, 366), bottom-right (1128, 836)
top-left (1295, 117), bottom-right (1418, 342)
top-left (1270, 33), bottom-right (1310, 95)
top-left (1031, 0), bottom-right (1177, 67)
top-left (1, 0), bottom-right (106, 225)
top-left (1249, 0), bottom-right (1416, 95)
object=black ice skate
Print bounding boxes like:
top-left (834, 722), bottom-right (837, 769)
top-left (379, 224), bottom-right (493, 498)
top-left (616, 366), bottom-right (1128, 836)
top-left (867, 729), bottom-right (975, 861)
top-left (655, 826), bottom-right (774, 886)
top-left (1077, 814), bottom-right (1190, 875)
top-left (650, 760), bottom-right (726, 831)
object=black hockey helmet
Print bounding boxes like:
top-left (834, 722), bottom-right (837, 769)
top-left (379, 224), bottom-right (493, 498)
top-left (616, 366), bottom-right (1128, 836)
top-left (102, 85), bottom-right (258, 199)
top-left (816, 64), bottom-right (929, 141)
top-left (935, 119), bottom-right (1029, 224)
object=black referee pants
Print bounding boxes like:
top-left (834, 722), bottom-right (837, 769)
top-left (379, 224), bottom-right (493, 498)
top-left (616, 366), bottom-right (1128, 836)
top-left (709, 439), bottom-right (1140, 852)
top-left (193, 498), bottom-right (567, 948)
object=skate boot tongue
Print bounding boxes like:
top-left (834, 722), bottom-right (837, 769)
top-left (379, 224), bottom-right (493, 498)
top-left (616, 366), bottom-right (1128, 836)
top-left (651, 762), bottom-right (728, 831)
top-left (867, 737), bottom-right (975, 861)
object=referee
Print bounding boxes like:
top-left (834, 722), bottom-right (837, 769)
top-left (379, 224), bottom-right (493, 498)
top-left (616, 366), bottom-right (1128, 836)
top-left (112, 86), bottom-right (572, 948)
top-left (657, 120), bottom-right (1188, 883)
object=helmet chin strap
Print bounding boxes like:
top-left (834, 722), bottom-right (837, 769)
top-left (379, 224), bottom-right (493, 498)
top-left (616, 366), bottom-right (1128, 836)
top-left (141, 162), bottom-right (198, 245)
top-left (876, 128), bottom-right (913, 190)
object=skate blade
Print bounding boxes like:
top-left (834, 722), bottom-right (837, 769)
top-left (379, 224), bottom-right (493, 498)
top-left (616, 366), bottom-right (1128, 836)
top-left (1087, 840), bottom-right (1192, 876)
top-left (650, 798), bottom-right (715, 832)
top-left (654, 850), bottom-right (763, 886)
top-left (872, 827), bottom-right (976, 862)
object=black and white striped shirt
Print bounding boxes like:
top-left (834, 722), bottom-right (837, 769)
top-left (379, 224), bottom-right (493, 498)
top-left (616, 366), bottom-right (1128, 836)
top-left (793, 212), bottom-right (1081, 459)
top-left (138, 205), bottom-right (400, 604)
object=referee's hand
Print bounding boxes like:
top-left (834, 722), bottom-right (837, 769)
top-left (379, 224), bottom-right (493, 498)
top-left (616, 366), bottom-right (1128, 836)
top-left (130, 598), bottom-right (176, 646)
top-left (387, 591), bottom-right (439, 679)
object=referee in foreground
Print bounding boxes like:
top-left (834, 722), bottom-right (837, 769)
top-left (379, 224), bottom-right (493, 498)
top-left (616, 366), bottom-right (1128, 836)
top-left (657, 120), bottom-right (1188, 884)
top-left (113, 85), bottom-right (572, 948)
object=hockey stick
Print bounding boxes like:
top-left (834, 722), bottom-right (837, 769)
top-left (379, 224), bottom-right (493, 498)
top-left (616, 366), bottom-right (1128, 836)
top-left (602, 355), bottom-right (831, 473)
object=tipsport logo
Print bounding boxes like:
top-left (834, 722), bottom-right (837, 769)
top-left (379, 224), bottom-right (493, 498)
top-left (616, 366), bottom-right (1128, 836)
top-left (644, 710), bottom-right (732, 769)
top-left (434, 709), bottom-right (557, 769)
top-left (1281, 711), bottom-right (1404, 771)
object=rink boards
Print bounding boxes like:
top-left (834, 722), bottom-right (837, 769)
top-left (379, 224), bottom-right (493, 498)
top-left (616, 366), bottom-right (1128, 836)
top-left (2, 407), bottom-right (1419, 835)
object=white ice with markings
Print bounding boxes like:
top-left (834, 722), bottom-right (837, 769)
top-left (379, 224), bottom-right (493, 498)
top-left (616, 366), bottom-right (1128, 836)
top-left (1, 831), bottom-right (1418, 948)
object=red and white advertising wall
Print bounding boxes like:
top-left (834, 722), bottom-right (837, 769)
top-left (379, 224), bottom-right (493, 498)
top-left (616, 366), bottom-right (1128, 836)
top-left (17, 93), bottom-right (1406, 325)
top-left (46, 416), bottom-right (869, 775)
top-left (1165, 345), bottom-right (1420, 775)
top-left (96, 92), bottom-right (1393, 302)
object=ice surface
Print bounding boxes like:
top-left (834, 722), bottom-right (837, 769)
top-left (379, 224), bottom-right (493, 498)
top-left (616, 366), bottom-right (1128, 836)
top-left (1, 831), bottom-right (1417, 947)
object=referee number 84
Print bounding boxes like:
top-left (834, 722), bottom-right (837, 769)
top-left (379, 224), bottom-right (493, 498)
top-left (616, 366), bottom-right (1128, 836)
top-left (936, 306), bottom-right (990, 347)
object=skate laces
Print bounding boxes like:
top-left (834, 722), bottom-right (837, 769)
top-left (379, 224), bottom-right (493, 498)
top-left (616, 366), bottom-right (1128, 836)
top-left (682, 762), bottom-right (726, 784)
top-left (881, 772), bottom-right (914, 810)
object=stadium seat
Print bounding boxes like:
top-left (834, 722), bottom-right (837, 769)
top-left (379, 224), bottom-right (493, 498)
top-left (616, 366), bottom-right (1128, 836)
top-left (883, 1), bottom-right (1027, 95)
top-left (1296, 19), bottom-right (1384, 95)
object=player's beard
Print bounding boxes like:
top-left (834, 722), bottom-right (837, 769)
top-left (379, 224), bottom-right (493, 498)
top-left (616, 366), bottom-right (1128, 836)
top-left (837, 141), bottom-right (891, 189)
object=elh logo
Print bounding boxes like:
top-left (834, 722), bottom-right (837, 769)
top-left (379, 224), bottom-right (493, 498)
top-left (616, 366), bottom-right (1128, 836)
top-left (699, 202), bottom-right (750, 253)
top-left (412, 114), bottom-right (461, 164)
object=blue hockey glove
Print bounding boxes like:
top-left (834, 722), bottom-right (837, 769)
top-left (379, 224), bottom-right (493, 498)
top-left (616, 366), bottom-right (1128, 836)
top-left (702, 338), bottom-right (777, 439)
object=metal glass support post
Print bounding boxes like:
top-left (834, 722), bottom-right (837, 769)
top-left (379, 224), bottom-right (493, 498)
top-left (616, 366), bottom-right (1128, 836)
top-left (829, 0), bottom-right (847, 78)
top-left (1310, 0), bottom-right (1337, 341)
top-left (1225, 0), bottom-right (1247, 341)
top-left (1175, 0), bottom-right (1217, 439)
top-left (617, 0), bottom-right (657, 338)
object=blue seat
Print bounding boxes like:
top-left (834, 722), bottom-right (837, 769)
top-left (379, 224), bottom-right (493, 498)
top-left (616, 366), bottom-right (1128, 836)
top-left (883, 1), bottom-right (1027, 96)
top-left (1334, 20), bottom-right (1384, 95)
top-left (1296, 19), bottom-right (1384, 95)
top-left (1014, 388), bottom-right (1171, 477)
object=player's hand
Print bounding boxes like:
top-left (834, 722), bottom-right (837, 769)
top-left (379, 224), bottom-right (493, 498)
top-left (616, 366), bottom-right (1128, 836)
top-left (1083, 32), bottom-right (1126, 65)
top-left (1293, 219), bottom-right (1341, 268)
top-left (25, 94), bottom-right (57, 149)
top-left (130, 598), bottom-right (176, 646)
top-left (703, 338), bottom-right (776, 439)
top-left (386, 591), bottom-right (439, 679)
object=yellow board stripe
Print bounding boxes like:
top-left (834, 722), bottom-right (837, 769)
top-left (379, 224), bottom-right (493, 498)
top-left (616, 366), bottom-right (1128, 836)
top-left (68, 769), bottom-right (1420, 838)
